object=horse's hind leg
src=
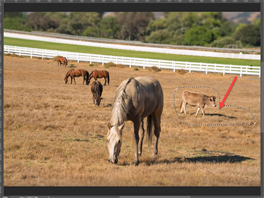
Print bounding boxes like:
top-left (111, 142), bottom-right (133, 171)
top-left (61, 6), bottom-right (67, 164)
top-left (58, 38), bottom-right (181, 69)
top-left (138, 120), bottom-right (145, 156)
top-left (152, 113), bottom-right (161, 157)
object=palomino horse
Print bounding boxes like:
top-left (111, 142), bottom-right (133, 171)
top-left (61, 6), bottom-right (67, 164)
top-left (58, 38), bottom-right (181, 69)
top-left (87, 70), bottom-right (109, 86)
top-left (57, 56), bottom-right (68, 67)
top-left (107, 77), bottom-right (164, 165)
top-left (91, 80), bottom-right (103, 106)
top-left (64, 69), bottom-right (89, 85)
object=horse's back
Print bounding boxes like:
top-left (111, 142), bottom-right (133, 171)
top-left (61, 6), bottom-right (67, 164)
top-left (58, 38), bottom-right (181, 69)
top-left (125, 76), bottom-right (163, 119)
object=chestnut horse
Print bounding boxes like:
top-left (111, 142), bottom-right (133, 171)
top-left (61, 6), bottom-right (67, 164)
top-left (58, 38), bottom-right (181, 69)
top-left (57, 56), bottom-right (68, 67)
top-left (87, 70), bottom-right (109, 86)
top-left (64, 69), bottom-right (89, 85)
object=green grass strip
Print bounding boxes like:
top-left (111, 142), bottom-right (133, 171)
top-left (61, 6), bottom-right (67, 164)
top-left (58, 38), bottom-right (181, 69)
top-left (4, 37), bottom-right (260, 66)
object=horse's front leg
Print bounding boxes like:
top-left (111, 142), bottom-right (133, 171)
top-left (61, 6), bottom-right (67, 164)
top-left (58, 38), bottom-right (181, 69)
top-left (74, 77), bottom-right (76, 84)
top-left (133, 117), bottom-right (141, 165)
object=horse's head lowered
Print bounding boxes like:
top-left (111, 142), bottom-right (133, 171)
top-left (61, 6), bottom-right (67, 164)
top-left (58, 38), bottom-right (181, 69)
top-left (107, 122), bottom-right (124, 164)
top-left (64, 77), bottom-right (68, 84)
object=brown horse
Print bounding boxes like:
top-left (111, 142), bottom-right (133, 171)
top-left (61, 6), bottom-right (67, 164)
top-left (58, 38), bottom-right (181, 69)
top-left (57, 56), bottom-right (68, 67)
top-left (87, 70), bottom-right (109, 86)
top-left (91, 80), bottom-right (103, 106)
top-left (64, 69), bottom-right (89, 85)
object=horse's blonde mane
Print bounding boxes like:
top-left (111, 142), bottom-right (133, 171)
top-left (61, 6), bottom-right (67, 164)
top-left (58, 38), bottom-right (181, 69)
top-left (110, 77), bottom-right (134, 125)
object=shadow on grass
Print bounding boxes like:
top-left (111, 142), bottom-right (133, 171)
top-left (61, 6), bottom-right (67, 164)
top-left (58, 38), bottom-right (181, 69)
top-left (189, 113), bottom-right (236, 119)
top-left (68, 64), bottom-right (77, 68)
top-left (118, 154), bottom-right (254, 166)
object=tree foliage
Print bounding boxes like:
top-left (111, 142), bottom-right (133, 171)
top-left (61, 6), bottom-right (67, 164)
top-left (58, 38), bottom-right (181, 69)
top-left (3, 12), bottom-right (261, 47)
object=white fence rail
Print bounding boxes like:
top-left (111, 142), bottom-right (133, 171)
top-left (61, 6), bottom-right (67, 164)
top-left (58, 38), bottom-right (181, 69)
top-left (4, 32), bottom-right (260, 60)
top-left (4, 45), bottom-right (260, 77)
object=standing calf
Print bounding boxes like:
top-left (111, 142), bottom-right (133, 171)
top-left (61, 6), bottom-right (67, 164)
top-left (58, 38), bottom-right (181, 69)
top-left (91, 80), bottom-right (103, 106)
top-left (180, 90), bottom-right (216, 116)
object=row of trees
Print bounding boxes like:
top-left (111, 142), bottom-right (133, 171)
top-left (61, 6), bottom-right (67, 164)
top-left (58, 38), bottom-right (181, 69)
top-left (4, 12), bottom-right (261, 47)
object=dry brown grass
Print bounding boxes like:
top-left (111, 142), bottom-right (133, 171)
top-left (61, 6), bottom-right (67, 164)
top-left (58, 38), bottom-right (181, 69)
top-left (4, 56), bottom-right (260, 186)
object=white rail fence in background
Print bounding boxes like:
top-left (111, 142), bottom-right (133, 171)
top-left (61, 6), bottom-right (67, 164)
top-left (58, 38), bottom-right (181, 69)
top-left (4, 45), bottom-right (260, 77)
top-left (4, 32), bottom-right (260, 60)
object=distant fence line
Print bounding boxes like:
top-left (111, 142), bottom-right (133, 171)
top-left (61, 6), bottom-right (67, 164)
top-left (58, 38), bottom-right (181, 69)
top-left (4, 31), bottom-right (260, 61)
top-left (4, 45), bottom-right (260, 77)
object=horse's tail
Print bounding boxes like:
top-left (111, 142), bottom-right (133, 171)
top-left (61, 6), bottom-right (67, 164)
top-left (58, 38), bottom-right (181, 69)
top-left (107, 75), bottom-right (110, 85)
top-left (146, 114), bottom-right (153, 147)
top-left (86, 71), bottom-right (89, 84)
top-left (87, 71), bottom-right (93, 85)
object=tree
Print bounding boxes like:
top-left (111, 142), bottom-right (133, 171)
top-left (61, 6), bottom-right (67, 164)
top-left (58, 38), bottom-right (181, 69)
top-left (145, 29), bottom-right (173, 44)
top-left (116, 12), bottom-right (154, 41)
top-left (27, 12), bottom-right (59, 31)
top-left (184, 26), bottom-right (214, 46)
top-left (234, 24), bottom-right (260, 46)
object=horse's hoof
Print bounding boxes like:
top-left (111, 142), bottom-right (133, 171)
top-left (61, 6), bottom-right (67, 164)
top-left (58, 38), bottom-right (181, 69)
top-left (132, 160), bottom-right (139, 166)
top-left (138, 152), bottom-right (142, 156)
top-left (152, 153), bottom-right (158, 158)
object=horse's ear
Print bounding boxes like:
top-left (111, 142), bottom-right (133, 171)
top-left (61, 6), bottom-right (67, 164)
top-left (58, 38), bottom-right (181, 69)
top-left (118, 123), bottom-right (125, 131)
top-left (108, 122), bottom-right (111, 130)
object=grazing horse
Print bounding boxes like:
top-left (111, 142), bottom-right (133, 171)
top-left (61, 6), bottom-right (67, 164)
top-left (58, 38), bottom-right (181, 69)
top-left (87, 70), bottom-right (109, 86)
top-left (57, 56), bottom-right (68, 67)
top-left (107, 76), bottom-right (164, 165)
top-left (64, 69), bottom-right (89, 85)
top-left (91, 81), bottom-right (103, 106)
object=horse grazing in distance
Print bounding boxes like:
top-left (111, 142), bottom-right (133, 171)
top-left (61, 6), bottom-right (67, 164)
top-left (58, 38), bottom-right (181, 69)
top-left (87, 70), bottom-right (109, 86)
top-left (91, 80), bottom-right (103, 106)
top-left (107, 76), bottom-right (164, 165)
top-left (57, 56), bottom-right (68, 67)
top-left (64, 69), bottom-right (89, 85)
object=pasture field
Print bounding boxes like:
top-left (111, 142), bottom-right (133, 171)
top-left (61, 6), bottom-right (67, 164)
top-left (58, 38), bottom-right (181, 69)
top-left (4, 37), bottom-right (261, 66)
top-left (4, 55), bottom-right (260, 186)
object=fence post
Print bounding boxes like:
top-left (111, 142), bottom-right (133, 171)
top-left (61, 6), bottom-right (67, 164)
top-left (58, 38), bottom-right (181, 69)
top-left (200, 62), bottom-right (201, 70)
top-left (159, 60), bottom-right (161, 68)
top-left (240, 66), bottom-right (242, 77)
top-left (215, 63), bottom-right (216, 71)
top-left (31, 49), bottom-right (32, 59)
top-left (143, 59), bottom-right (145, 69)
top-left (130, 58), bottom-right (131, 68)
top-left (90, 54), bottom-right (92, 64)
top-left (78, 54), bottom-right (79, 63)
top-left (223, 65), bottom-right (225, 76)
top-left (102, 55), bottom-right (104, 65)
top-left (206, 65), bottom-right (208, 75)
top-left (42, 51), bottom-right (43, 59)
top-left (189, 63), bottom-right (191, 73)
top-left (173, 62), bottom-right (175, 72)
top-left (122, 57), bottom-right (124, 65)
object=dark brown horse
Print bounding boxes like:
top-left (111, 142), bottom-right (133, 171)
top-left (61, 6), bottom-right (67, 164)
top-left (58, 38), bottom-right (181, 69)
top-left (87, 70), bottom-right (109, 86)
top-left (57, 56), bottom-right (68, 67)
top-left (91, 80), bottom-right (103, 106)
top-left (64, 69), bottom-right (89, 85)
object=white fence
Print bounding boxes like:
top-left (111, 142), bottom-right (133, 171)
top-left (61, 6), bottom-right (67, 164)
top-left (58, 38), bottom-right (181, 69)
top-left (4, 45), bottom-right (260, 77)
top-left (4, 32), bottom-right (260, 60)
